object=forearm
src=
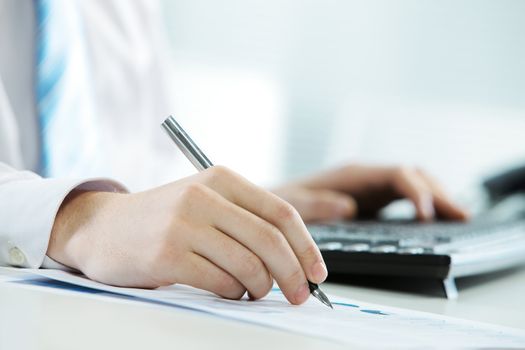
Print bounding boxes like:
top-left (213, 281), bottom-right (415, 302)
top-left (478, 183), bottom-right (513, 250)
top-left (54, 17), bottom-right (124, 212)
top-left (0, 162), bottom-right (126, 268)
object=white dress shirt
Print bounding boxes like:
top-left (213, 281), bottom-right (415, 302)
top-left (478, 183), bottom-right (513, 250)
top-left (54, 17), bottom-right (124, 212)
top-left (0, 0), bottom-right (186, 269)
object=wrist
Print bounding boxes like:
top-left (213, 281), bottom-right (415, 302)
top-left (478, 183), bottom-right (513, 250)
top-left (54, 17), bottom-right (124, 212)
top-left (47, 190), bottom-right (118, 271)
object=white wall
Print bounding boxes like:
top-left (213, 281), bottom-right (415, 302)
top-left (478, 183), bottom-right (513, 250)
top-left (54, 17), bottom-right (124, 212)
top-left (163, 0), bottom-right (525, 192)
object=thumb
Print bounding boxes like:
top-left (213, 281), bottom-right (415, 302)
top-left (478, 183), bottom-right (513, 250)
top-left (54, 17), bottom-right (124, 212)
top-left (299, 189), bottom-right (358, 222)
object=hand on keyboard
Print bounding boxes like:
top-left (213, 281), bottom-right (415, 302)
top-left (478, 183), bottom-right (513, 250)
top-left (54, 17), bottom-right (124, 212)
top-left (273, 165), bottom-right (469, 223)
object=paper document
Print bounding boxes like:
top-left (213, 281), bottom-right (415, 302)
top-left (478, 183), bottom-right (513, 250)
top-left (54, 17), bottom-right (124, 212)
top-left (8, 269), bottom-right (525, 349)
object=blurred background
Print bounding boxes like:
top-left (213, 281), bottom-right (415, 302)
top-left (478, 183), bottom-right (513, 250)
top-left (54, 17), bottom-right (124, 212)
top-left (161, 0), bottom-right (525, 197)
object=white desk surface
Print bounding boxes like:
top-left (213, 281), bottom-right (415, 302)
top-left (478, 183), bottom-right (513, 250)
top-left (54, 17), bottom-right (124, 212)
top-left (1, 266), bottom-right (524, 350)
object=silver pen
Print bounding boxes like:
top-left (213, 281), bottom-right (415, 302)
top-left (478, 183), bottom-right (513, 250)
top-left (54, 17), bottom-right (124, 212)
top-left (161, 115), bottom-right (333, 309)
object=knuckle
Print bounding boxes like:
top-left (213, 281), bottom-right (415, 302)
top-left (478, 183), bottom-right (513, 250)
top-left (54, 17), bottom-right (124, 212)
top-left (261, 275), bottom-right (274, 295)
top-left (240, 253), bottom-right (264, 278)
top-left (258, 223), bottom-right (286, 251)
top-left (285, 266), bottom-right (305, 285)
top-left (174, 184), bottom-right (210, 215)
top-left (251, 275), bottom-right (274, 300)
top-left (341, 164), bottom-right (353, 173)
top-left (315, 198), bottom-right (339, 215)
top-left (297, 244), bottom-right (321, 262)
top-left (275, 201), bottom-right (298, 222)
top-left (415, 167), bottom-right (430, 179)
top-left (395, 165), bottom-right (412, 177)
top-left (392, 165), bottom-right (414, 184)
top-left (202, 165), bottom-right (235, 184)
top-left (211, 164), bottom-right (231, 175)
top-left (178, 182), bottom-right (208, 201)
top-left (216, 276), bottom-right (245, 300)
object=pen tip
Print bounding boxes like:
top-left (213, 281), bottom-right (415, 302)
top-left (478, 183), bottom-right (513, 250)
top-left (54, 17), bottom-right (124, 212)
top-left (314, 288), bottom-right (333, 309)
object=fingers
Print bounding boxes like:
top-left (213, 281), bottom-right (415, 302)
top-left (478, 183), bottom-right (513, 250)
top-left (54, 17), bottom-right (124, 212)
top-left (392, 167), bottom-right (470, 221)
top-left (191, 226), bottom-right (273, 300)
top-left (392, 167), bottom-right (435, 221)
top-left (289, 188), bottom-right (358, 222)
top-left (199, 166), bottom-right (328, 286)
top-left (416, 169), bottom-right (470, 221)
top-left (178, 253), bottom-right (247, 300)
top-left (203, 188), bottom-right (310, 304)
top-left (180, 177), bottom-right (311, 304)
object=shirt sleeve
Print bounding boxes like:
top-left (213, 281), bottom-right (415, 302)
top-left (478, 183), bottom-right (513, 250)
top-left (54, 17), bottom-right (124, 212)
top-left (0, 162), bottom-right (127, 269)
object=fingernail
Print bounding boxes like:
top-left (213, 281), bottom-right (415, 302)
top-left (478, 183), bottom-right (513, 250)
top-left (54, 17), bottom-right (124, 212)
top-left (312, 261), bottom-right (328, 282)
top-left (294, 283), bottom-right (310, 304)
top-left (421, 195), bottom-right (435, 220)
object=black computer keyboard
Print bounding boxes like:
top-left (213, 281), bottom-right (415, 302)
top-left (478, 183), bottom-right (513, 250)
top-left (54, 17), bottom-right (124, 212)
top-left (308, 217), bottom-right (525, 298)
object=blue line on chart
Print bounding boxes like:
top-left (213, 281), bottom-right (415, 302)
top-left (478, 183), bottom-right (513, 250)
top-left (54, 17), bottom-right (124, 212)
top-left (271, 289), bottom-right (388, 315)
top-left (332, 302), bottom-right (359, 308)
top-left (360, 309), bottom-right (389, 315)
top-left (332, 301), bottom-right (389, 315)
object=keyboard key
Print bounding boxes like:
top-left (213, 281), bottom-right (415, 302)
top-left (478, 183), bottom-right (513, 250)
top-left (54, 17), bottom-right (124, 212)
top-left (342, 243), bottom-right (370, 252)
top-left (397, 247), bottom-right (425, 254)
top-left (370, 245), bottom-right (397, 253)
top-left (318, 242), bottom-right (343, 251)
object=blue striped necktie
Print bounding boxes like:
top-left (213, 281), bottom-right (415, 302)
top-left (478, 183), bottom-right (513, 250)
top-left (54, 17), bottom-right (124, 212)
top-left (35, 0), bottom-right (104, 178)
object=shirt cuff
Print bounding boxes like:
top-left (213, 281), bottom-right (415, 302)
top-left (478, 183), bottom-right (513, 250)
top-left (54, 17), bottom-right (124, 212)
top-left (0, 178), bottom-right (126, 269)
